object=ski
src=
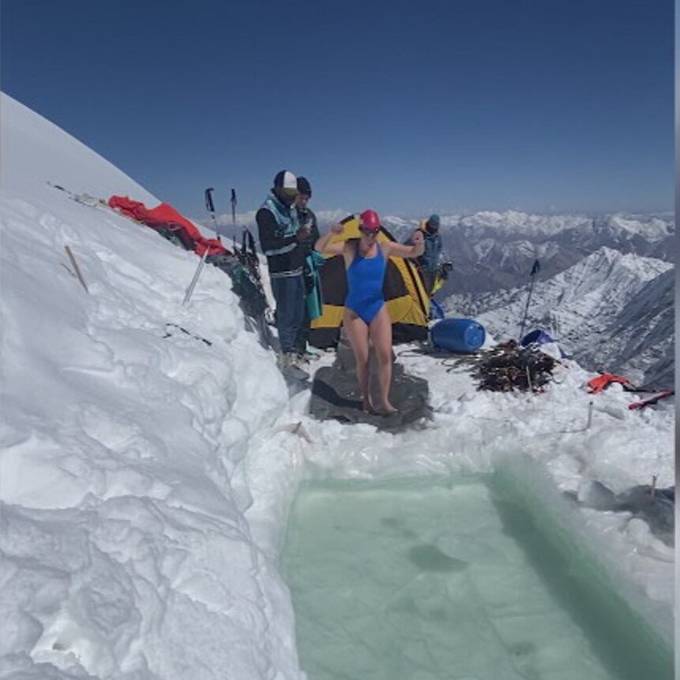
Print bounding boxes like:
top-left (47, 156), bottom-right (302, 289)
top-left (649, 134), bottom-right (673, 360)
top-left (47, 181), bottom-right (109, 211)
top-left (628, 389), bottom-right (674, 410)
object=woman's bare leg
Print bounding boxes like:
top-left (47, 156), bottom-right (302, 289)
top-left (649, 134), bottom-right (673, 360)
top-left (370, 306), bottom-right (397, 413)
top-left (343, 309), bottom-right (372, 411)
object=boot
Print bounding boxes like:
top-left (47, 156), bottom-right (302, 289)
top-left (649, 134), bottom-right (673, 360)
top-left (278, 352), bottom-right (309, 380)
top-left (286, 352), bottom-right (304, 370)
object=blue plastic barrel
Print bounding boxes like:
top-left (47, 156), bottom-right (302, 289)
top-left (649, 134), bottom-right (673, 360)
top-left (431, 318), bottom-right (485, 353)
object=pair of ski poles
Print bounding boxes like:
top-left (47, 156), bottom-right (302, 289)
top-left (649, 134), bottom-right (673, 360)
top-left (205, 187), bottom-right (238, 246)
top-left (182, 187), bottom-right (238, 305)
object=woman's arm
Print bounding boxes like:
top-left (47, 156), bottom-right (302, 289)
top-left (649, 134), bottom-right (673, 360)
top-left (315, 223), bottom-right (345, 256)
top-left (383, 230), bottom-right (424, 259)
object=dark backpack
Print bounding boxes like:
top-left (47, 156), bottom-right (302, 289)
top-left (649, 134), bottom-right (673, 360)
top-left (207, 253), bottom-right (268, 319)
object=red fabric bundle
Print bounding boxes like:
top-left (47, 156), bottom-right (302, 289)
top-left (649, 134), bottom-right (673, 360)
top-left (108, 196), bottom-right (227, 257)
top-left (586, 373), bottom-right (634, 394)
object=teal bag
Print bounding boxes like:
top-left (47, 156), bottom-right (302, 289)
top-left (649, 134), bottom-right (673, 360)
top-left (305, 251), bottom-right (325, 320)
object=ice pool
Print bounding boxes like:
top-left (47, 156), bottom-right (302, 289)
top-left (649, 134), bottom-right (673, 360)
top-left (281, 470), bottom-right (672, 680)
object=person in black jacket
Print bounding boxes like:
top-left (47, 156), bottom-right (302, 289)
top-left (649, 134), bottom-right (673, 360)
top-left (256, 170), bottom-right (308, 370)
top-left (294, 176), bottom-right (321, 359)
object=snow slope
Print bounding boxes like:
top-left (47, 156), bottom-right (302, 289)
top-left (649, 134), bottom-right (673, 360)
top-left (0, 93), bottom-right (674, 679)
top-left (0, 96), bottom-right (157, 205)
top-left (0, 93), bottom-right (299, 679)
top-left (578, 268), bottom-right (675, 387)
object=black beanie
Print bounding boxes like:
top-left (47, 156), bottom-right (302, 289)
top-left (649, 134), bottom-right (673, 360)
top-left (297, 176), bottom-right (312, 197)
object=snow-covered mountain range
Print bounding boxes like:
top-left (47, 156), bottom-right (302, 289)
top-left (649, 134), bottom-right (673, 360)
top-left (215, 209), bottom-right (672, 263)
top-left (373, 211), bottom-right (674, 295)
top-left (445, 248), bottom-right (673, 386)
top-left (212, 206), bottom-right (672, 296)
top-left (577, 267), bottom-right (674, 387)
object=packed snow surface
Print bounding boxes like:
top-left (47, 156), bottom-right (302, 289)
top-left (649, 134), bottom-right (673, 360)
top-left (0, 93), bottom-right (674, 679)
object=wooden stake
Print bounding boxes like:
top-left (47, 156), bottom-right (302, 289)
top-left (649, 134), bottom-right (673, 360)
top-left (64, 245), bottom-right (89, 293)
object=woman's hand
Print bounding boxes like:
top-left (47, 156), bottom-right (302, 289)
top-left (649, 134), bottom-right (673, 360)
top-left (383, 229), bottom-right (424, 259)
top-left (315, 223), bottom-right (346, 255)
top-left (412, 230), bottom-right (425, 255)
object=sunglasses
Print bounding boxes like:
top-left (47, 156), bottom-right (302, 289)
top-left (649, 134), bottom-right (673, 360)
top-left (359, 227), bottom-right (379, 236)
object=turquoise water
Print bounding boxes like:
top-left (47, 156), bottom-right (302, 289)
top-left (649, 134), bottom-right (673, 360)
top-left (281, 475), bottom-right (672, 680)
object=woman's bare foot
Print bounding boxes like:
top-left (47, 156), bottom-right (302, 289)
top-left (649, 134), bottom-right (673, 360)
top-left (377, 402), bottom-right (398, 416)
top-left (362, 397), bottom-right (375, 414)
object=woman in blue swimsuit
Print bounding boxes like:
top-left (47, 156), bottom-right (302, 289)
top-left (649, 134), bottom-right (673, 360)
top-left (316, 210), bottom-right (424, 414)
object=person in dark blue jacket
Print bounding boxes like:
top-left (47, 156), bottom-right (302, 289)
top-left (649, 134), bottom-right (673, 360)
top-left (407, 214), bottom-right (442, 296)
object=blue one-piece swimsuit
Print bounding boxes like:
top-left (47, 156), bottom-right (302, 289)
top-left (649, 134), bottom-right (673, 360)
top-left (345, 243), bottom-right (387, 324)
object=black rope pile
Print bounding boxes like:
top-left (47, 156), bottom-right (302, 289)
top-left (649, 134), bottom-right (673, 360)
top-left (470, 340), bottom-right (558, 392)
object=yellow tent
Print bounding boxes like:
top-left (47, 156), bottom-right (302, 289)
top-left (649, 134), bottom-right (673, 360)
top-left (309, 214), bottom-right (430, 348)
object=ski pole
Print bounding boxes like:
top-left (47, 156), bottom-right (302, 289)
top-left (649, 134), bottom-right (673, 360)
top-left (230, 188), bottom-right (237, 250)
top-left (518, 259), bottom-right (540, 342)
top-left (204, 187), bottom-right (221, 242)
top-left (183, 247), bottom-right (209, 305)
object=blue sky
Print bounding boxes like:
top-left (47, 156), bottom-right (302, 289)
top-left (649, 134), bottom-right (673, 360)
top-left (1, 0), bottom-right (673, 218)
